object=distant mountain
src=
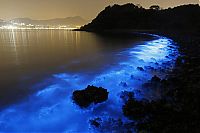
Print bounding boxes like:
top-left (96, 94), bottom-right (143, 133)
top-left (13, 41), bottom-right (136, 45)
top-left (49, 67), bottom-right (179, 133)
top-left (10, 16), bottom-right (88, 26)
top-left (0, 16), bottom-right (88, 27)
top-left (81, 4), bottom-right (200, 31)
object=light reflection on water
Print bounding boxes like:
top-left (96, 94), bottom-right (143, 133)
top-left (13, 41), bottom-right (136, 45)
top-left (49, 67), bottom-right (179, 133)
top-left (0, 32), bottom-right (178, 132)
top-left (0, 29), bottom-right (138, 107)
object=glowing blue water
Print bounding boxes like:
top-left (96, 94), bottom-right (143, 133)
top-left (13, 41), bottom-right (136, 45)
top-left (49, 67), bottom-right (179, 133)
top-left (0, 34), bottom-right (178, 132)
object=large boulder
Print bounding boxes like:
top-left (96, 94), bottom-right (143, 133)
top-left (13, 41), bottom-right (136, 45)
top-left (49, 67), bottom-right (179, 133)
top-left (123, 98), bottom-right (150, 121)
top-left (143, 75), bottom-right (162, 90)
top-left (72, 85), bottom-right (109, 108)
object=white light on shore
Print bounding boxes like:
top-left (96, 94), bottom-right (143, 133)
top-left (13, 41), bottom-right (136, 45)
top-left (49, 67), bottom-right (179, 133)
top-left (0, 24), bottom-right (79, 30)
top-left (1, 25), bottom-right (18, 29)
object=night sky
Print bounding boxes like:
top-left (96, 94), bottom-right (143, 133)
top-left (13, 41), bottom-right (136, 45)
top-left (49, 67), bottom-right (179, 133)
top-left (0, 0), bottom-right (198, 20)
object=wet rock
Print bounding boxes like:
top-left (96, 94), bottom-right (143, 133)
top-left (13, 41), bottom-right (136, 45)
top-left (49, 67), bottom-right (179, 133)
top-left (72, 85), bottom-right (109, 108)
top-left (90, 118), bottom-right (102, 128)
top-left (151, 57), bottom-right (157, 61)
top-left (123, 97), bottom-right (180, 133)
top-left (160, 68), bottom-right (166, 73)
top-left (137, 67), bottom-right (144, 71)
top-left (130, 75), bottom-right (134, 79)
top-left (151, 75), bottom-right (161, 83)
top-left (168, 45), bottom-right (175, 49)
top-left (142, 75), bottom-right (174, 99)
top-left (176, 56), bottom-right (185, 66)
top-left (143, 75), bottom-right (161, 89)
top-left (144, 66), bottom-right (155, 71)
top-left (138, 59), bottom-right (145, 63)
top-left (119, 82), bottom-right (128, 87)
top-left (165, 56), bottom-right (170, 58)
top-left (169, 53), bottom-right (175, 58)
top-left (120, 91), bottom-right (134, 102)
top-left (123, 98), bottom-right (150, 120)
top-left (90, 117), bottom-right (134, 132)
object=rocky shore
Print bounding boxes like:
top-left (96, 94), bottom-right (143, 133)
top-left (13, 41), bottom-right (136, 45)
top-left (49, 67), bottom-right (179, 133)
top-left (121, 30), bottom-right (200, 133)
top-left (74, 3), bottom-right (200, 132)
top-left (73, 31), bottom-right (200, 133)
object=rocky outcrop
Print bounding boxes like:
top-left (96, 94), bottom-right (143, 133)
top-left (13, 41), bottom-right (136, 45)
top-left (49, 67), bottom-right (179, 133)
top-left (72, 85), bottom-right (109, 108)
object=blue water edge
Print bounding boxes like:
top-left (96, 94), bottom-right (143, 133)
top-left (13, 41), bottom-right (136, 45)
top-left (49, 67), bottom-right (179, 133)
top-left (0, 34), bottom-right (179, 132)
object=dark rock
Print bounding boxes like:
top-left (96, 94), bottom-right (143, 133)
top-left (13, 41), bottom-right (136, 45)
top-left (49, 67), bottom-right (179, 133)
top-left (123, 97), bottom-right (182, 133)
top-left (151, 75), bottom-right (161, 83)
top-left (130, 75), bottom-right (134, 79)
top-left (90, 118), bottom-right (102, 128)
top-left (72, 85), bottom-right (109, 108)
top-left (123, 98), bottom-right (150, 121)
top-left (120, 91), bottom-right (134, 102)
top-left (143, 75), bottom-right (161, 88)
top-left (90, 117), bottom-right (134, 132)
top-left (176, 56), bottom-right (185, 66)
top-left (137, 67), bottom-right (144, 71)
top-left (168, 45), bottom-right (175, 49)
top-left (144, 66), bottom-right (155, 71)
top-left (142, 75), bottom-right (168, 99)
top-left (169, 54), bottom-right (174, 57)
top-left (119, 82), bottom-right (128, 87)
top-left (151, 58), bottom-right (157, 61)
top-left (138, 59), bottom-right (145, 63)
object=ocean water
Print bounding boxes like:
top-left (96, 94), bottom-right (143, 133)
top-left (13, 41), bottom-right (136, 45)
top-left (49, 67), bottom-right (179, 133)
top-left (0, 29), bottom-right (178, 132)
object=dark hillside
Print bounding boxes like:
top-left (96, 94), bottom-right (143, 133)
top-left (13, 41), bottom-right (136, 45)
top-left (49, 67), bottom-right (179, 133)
top-left (81, 4), bottom-right (200, 31)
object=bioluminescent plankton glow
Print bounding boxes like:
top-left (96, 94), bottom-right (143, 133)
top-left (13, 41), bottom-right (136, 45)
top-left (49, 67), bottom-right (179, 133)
top-left (0, 34), bottom-right (178, 132)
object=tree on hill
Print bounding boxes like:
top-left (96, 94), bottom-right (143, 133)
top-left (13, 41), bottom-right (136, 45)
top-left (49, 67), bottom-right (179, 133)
top-left (150, 5), bottom-right (161, 10)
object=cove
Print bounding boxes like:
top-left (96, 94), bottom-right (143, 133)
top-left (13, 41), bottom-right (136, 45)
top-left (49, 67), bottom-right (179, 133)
top-left (0, 32), bottom-right (179, 132)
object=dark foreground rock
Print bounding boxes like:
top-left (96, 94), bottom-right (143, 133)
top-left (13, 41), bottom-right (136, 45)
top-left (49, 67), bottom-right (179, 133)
top-left (72, 85), bottom-right (109, 108)
top-left (89, 117), bottom-right (135, 132)
top-left (137, 67), bottom-right (144, 71)
top-left (143, 75), bottom-right (162, 90)
top-left (120, 91), bottom-right (135, 103)
top-left (122, 97), bottom-right (183, 133)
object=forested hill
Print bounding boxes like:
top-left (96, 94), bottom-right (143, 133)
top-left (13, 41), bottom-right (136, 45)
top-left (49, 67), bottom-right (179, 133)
top-left (81, 4), bottom-right (200, 31)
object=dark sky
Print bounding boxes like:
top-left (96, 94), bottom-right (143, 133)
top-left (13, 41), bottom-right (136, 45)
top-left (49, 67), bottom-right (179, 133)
top-left (0, 0), bottom-right (198, 20)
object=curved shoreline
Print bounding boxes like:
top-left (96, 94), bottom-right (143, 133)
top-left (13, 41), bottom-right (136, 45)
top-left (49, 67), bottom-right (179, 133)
top-left (0, 33), bottom-right (179, 132)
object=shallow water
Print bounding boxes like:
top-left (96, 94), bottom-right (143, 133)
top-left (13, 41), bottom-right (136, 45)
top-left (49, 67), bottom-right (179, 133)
top-left (0, 30), bottom-right (178, 132)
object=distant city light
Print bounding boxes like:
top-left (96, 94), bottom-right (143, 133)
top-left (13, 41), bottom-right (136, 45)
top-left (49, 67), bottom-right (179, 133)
top-left (1, 25), bottom-right (18, 29)
top-left (0, 22), bottom-right (80, 30)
